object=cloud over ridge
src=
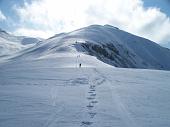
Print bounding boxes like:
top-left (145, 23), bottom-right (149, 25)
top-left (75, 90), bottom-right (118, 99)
top-left (14, 0), bottom-right (170, 43)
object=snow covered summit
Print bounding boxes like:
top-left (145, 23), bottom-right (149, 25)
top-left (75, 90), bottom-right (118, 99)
top-left (11, 24), bottom-right (170, 70)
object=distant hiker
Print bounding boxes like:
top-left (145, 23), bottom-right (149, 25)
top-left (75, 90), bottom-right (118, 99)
top-left (79, 63), bottom-right (81, 68)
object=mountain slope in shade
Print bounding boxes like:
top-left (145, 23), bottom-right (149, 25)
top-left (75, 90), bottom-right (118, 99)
top-left (11, 24), bottom-right (170, 70)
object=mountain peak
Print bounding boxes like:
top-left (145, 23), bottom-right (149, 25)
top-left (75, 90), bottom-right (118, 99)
top-left (104, 24), bottom-right (119, 29)
top-left (1, 25), bottom-right (170, 70)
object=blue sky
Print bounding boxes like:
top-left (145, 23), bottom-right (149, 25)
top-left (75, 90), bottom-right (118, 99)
top-left (0, 0), bottom-right (32, 30)
top-left (0, 0), bottom-right (170, 44)
top-left (143, 0), bottom-right (170, 16)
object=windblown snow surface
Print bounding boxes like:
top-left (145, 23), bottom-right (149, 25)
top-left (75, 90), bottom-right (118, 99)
top-left (0, 25), bottom-right (170, 127)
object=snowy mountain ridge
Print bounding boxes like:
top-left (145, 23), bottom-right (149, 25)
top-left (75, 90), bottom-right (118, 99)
top-left (0, 28), bottom-right (43, 58)
top-left (1, 26), bottom-right (170, 127)
top-left (9, 24), bottom-right (170, 70)
top-left (1, 25), bottom-right (170, 70)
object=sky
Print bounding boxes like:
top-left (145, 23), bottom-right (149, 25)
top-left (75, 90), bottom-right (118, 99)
top-left (0, 0), bottom-right (170, 44)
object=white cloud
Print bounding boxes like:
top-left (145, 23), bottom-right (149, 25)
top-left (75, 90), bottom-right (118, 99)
top-left (14, 0), bottom-right (170, 43)
top-left (0, 10), bottom-right (6, 21)
top-left (14, 27), bottom-right (54, 38)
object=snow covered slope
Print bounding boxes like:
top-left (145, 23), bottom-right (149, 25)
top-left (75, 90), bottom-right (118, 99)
top-left (0, 61), bottom-right (170, 127)
top-left (0, 28), bottom-right (42, 58)
top-left (0, 25), bottom-right (170, 127)
top-left (11, 25), bottom-right (170, 70)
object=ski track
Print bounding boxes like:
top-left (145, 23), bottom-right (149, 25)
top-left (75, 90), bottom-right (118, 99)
top-left (93, 68), bottom-right (139, 127)
top-left (80, 69), bottom-right (97, 127)
top-left (0, 67), bottom-right (140, 127)
top-left (78, 67), bottom-right (139, 127)
top-left (1, 67), bottom-right (170, 127)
